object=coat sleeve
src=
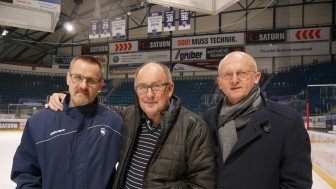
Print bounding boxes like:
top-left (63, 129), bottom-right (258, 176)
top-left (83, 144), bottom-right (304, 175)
top-left (186, 118), bottom-right (216, 188)
top-left (109, 105), bottom-right (128, 119)
top-left (11, 122), bottom-right (42, 189)
top-left (280, 114), bottom-right (312, 189)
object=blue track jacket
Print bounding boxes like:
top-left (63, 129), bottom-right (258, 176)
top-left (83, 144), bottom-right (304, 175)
top-left (11, 95), bottom-right (123, 189)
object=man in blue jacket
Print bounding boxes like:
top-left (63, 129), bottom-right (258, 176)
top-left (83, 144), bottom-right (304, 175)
top-left (203, 51), bottom-right (312, 189)
top-left (11, 56), bottom-right (123, 189)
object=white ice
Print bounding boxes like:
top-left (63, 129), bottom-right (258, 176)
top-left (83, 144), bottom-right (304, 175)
top-left (0, 132), bottom-right (333, 189)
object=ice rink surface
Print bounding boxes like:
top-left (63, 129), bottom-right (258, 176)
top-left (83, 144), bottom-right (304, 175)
top-left (0, 132), bottom-right (333, 189)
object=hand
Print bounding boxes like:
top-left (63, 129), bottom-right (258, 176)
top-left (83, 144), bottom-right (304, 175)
top-left (44, 93), bottom-right (66, 111)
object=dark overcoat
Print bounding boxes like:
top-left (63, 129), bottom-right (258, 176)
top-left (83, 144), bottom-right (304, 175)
top-left (203, 94), bottom-right (312, 189)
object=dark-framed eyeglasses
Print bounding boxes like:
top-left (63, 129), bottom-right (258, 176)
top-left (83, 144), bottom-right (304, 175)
top-left (134, 82), bottom-right (170, 94)
top-left (70, 73), bottom-right (101, 86)
top-left (219, 71), bottom-right (256, 81)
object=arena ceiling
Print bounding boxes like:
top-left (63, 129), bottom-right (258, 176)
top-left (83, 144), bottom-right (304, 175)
top-left (0, 0), bottom-right (322, 66)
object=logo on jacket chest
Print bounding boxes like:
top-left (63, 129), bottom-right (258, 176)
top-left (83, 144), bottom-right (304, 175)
top-left (100, 128), bottom-right (107, 136)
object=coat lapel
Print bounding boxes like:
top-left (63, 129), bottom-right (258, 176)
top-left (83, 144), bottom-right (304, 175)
top-left (229, 99), bottom-right (269, 156)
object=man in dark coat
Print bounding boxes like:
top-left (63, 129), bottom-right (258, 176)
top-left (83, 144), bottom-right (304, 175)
top-left (112, 62), bottom-right (215, 188)
top-left (203, 51), bottom-right (312, 189)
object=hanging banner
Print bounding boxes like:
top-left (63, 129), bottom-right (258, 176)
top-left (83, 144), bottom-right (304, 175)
top-left (100, 18), bottom-right (111, 38)
top-left (164, 10), bottom-right (175, 32)
top-left (89, 19), bottom-right (99, 39)
top-left (147, 0), bottom-right (239, 15)
top-left (148, 12), bottom-right (162, 37)
top-left (179, 10), bottom-right (190, 30)
top-left (112, 16), bottom-right (126, 40)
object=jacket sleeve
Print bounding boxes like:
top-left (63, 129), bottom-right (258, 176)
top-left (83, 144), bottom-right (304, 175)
top-left (186, 119), bottom-right (216, 188)
top-left (109, 105), bottom-right (128, 119)
top-left (11, 122), bottom-right (42, 189)
top-left (280, 114), bottom-right (312, 189)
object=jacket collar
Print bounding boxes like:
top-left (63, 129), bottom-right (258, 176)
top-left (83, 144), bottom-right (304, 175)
top-left (134, 94), bottom-right (181, 120)
top-left (216, 92), bottom-right (270, 157)
top-left (63, 94), bottom-right (99, 118)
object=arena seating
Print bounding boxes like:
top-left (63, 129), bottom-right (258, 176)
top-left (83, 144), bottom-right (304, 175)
top-left (265, 60), bottom-right (336, 115)
top-left (0, 71), bottom-right (67, 113)
top-left (2, 60), bottom-right (335, 116)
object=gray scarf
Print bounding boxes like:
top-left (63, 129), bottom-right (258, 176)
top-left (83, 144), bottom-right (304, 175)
top-left (218, 85), bottom-right (261, 162)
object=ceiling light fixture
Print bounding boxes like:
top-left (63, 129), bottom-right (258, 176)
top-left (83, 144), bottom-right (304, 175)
top-left (127, 11), bottom-right (131, 16)
top-left (1, 29), bottom-right (8, 36)
top-left (64, 22), bottom-right (74, 31)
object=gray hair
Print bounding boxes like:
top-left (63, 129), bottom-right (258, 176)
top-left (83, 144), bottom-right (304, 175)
top-left (69, 55), bottom-right (103, 79)
top-left (134, 61), bottom-right (173, 85)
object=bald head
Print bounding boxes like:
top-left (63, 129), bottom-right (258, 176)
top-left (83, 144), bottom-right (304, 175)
top-left (216, 51), bottom-right (261, 105)
top-left (218, 52), bottom-right (257, 76)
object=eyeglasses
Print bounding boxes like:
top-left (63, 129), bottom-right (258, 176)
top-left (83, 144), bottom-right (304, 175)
top-left (70, 73), bottom-right (101, 86)
top-left (219, 71), bottom-right (256, 81)
top-left (135, 82), bottom-right (170, 94)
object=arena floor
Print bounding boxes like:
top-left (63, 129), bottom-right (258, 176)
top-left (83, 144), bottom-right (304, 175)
top-left (0, 132), bottom-right (333, 189)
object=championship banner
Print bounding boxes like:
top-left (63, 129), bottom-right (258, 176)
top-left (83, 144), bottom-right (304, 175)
top-left (246, 30), bottom-right (286, 44)
top-left (164, 10), bottom-right (175, 32)
top-left (206, 46), bottom-right (244, 60)
top-left (179, 10), bottom-right (190, 30)
top-left (138, 37), bottom-right (171, 51)
top-left (89, 19), bottom-right (100, 39)
top-left (148, 12), bottom-right (162, 37)
top-left (100, 18), bottom-right (111, 38)
top-left (81, 44), bottom-right (109, 54)
top-left (147, 0), bottom-right (239, 15)
top-left (112, 16), bottom-right (126, 40)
